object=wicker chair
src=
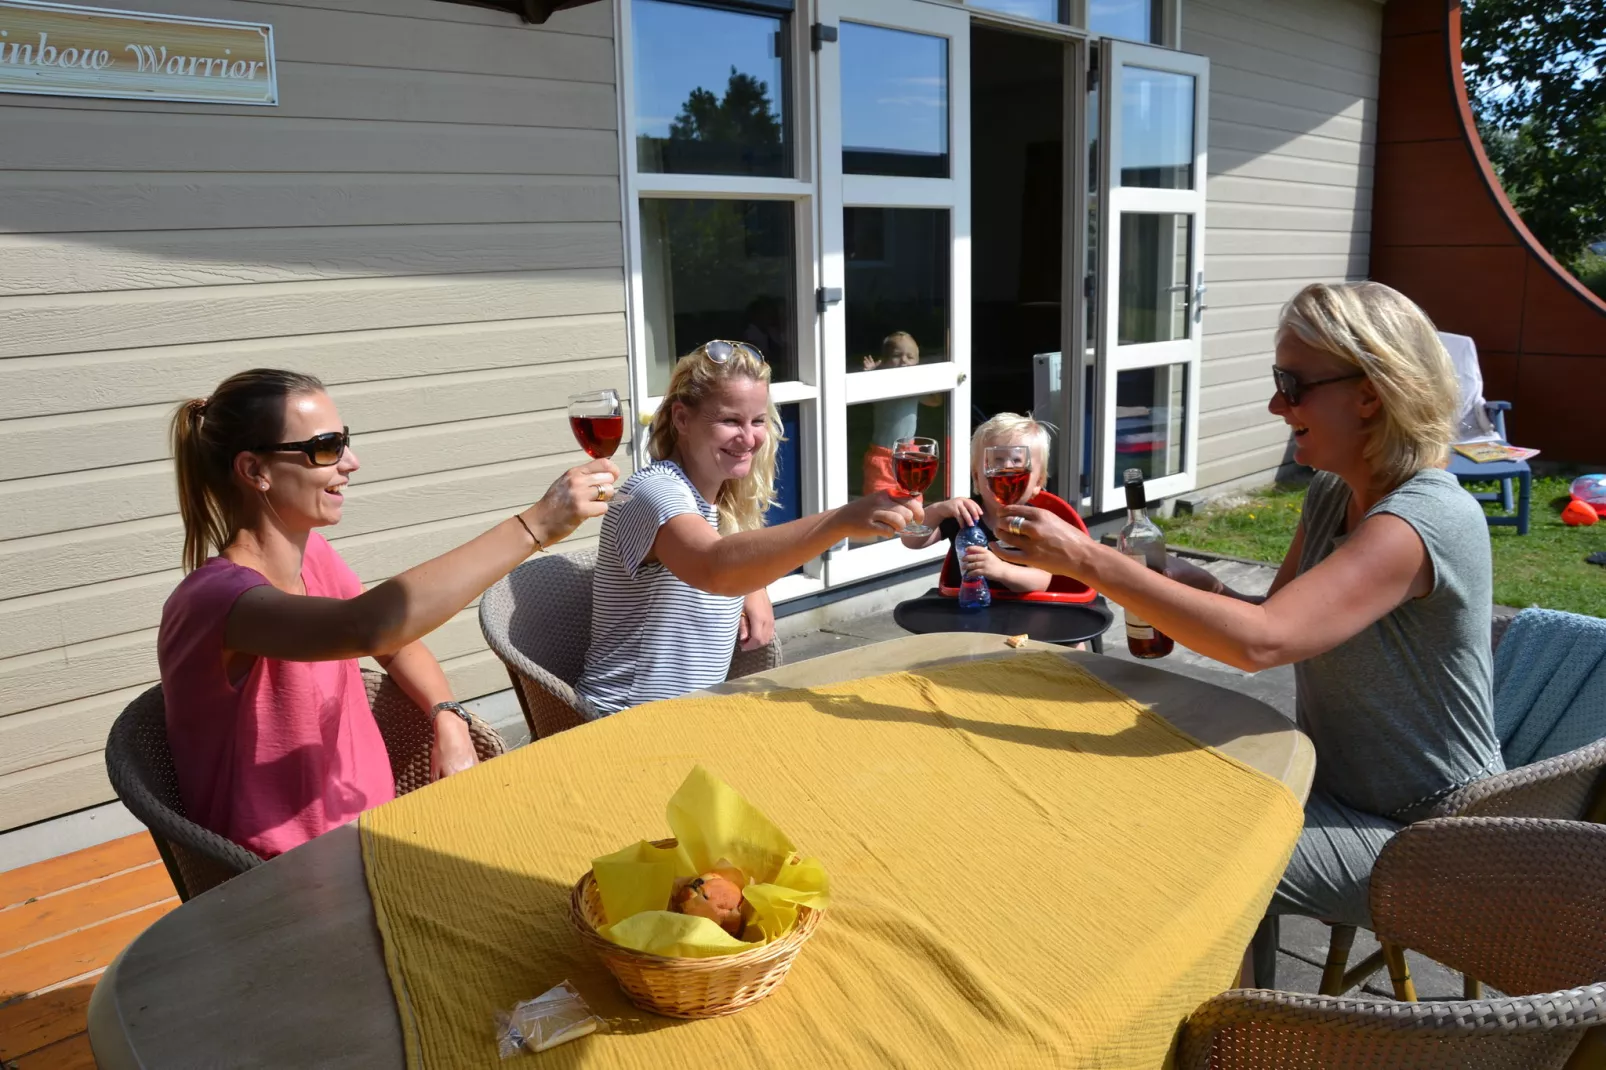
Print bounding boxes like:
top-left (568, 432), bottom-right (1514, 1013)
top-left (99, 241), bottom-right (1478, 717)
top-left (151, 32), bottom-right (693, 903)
top-left (478, 548), bottom-right (783, 740)
top-left (1316, 611), bottom-right (1606, 1000)
top-left (1182, 818), bottom-right (1606, 1069)
top-left (103, 670), bottom-right (505, 902)
top-left (364, 669), bottom-right (507, 795)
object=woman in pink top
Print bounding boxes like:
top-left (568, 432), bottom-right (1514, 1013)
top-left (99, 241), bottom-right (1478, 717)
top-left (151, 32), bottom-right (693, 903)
top-left (158, 369), bottom-right (617, 858)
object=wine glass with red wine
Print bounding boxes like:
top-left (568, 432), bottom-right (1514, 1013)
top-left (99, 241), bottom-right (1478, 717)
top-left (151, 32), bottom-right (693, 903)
top-left (983, 444), bottom-right (1032, 546)
top-left (983, 445), bottom-right (1032, 506)
top-left (568, 389), bottom-right (630, 503)
top-left (891, 436), bottom-right (939, 536)
top-left (569, 389), bottom-right (626, 458)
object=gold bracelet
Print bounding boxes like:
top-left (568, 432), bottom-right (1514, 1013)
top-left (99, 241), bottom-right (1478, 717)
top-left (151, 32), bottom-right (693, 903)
top-left (514, 513), bottom-right (543, 552)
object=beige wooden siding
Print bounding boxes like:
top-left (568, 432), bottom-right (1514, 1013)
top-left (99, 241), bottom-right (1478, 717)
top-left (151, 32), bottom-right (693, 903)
top-left (1184, 0), bottom-right (1380, 489)
top-left (0, 0), bottom-right (627, 830)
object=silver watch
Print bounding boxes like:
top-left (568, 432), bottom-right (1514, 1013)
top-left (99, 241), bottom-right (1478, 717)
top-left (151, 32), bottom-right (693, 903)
top-left (431, 700), bottom-right (472, 728)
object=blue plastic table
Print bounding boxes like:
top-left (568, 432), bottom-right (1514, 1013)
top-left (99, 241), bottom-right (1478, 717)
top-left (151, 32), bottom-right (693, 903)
top-left (1448, 401), bottom-right (1531, 535)
top-left (1447, 451), bottom-right (1531, 535)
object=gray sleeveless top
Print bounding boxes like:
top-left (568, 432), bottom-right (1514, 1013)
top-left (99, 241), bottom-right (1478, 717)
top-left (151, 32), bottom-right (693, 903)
top-left (1294, 468), bottom-right (1502, 819)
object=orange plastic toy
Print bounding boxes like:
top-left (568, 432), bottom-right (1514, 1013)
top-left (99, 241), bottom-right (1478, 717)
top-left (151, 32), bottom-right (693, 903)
top-left (1562, 499), bottom-right (1599, 527)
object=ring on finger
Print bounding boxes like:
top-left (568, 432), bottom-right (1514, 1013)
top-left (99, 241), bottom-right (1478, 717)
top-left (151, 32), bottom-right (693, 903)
top-left (594, 484), bottom-right (609, 502)
top-left (1008, 516), bottom-right (1025, 535)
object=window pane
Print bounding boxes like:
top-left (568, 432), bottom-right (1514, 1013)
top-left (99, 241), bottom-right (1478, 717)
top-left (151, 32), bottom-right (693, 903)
top-left (1090, 0), bottom-right (1163, 43)
top-left (969, 0), bottom-right (1061, 21)
top-left (640, 199), bottom-right (797, 395)
top-left (766, 402), bottom-right (804, 529)
top-left (1080, 356), bottom-right (1095, 501)
top-left (845, 208), bottom-right (950, 373)
top-left (1116, 364), bottom-right (1186, 480)
top-left (846, 391), bottom-right (951, 547)
top-left (841, 23), bottom-right (949, 178)
top-left (1085, 77), bottom-right (1099, 350)
top-left (1117, 212), bottom-right (1192, 345)
top-left (634, 0), bottom-right (789, 177)
top-left (1119, 66), bottom-right (1194, 188)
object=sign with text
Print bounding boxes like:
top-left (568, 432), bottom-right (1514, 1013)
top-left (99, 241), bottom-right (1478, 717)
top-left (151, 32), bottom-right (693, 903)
top-left (0, 1), bottom-right (275, 105)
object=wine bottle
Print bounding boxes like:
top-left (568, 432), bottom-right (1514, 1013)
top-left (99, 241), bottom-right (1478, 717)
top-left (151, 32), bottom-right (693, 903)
top-left (1117, 468), bottom-right (1174, 659)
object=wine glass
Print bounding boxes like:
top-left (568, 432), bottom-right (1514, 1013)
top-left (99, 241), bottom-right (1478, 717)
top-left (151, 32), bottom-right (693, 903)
top-left (568, 389), bottom-right (629, 503)
top-left (891, 436), bottom-right (939, 536)
top-left (983, 445), bottom-right (1032, 506)
top-left (569, 389), bottom-right (626, 458)
top-left (984, 444), bottom-right (1032, 547)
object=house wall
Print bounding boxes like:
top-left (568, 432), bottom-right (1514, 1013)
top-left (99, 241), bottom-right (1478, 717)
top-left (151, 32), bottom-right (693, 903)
top-left (0, 0), bottom-right (628, 830)
top-left (1182, 0), bottom-right (1382, 490)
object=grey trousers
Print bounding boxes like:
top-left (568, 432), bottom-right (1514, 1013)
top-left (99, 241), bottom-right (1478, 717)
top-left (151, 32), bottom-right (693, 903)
top-left (1267, 788), bottom-right (1403, 929)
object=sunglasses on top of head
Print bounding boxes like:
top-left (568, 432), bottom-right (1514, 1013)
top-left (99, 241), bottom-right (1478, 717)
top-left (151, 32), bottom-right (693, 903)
top-left (250, 427), bottom-right (351, 467)
top-left (1271, 366), bottom-right (1365, 407)
top-left (700, 339), bottom-right (766, 365)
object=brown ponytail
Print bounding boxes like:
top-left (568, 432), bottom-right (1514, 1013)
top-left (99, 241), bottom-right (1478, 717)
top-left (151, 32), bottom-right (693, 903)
top-left (170, 369), bottom-right (326, 572)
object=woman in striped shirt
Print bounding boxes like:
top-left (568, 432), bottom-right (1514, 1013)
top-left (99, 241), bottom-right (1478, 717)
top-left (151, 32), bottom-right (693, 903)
top-left (576, 341), bottom-right (920, 716)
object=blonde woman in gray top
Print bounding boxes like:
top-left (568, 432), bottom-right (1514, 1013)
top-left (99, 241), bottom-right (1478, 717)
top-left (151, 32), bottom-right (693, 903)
top-left (998, 282), bottom-right (1501, 932)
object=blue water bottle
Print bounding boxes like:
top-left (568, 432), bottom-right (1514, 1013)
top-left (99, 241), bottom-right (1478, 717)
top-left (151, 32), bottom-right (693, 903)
top-left (955, 523), bottom-right (992, 610)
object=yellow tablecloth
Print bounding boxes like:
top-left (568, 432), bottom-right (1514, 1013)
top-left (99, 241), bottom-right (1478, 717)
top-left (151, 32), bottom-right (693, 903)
top-left (360, 653), bottom-right (1302, 1069)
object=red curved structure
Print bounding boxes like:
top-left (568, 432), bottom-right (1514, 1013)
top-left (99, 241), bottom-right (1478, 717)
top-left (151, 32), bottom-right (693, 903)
top-left (1372, 0), bottom-right (1606, 464)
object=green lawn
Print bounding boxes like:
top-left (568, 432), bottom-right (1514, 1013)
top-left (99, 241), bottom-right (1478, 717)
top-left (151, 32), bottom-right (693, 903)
top-left (1157, 476), bottom-right (1606, 618)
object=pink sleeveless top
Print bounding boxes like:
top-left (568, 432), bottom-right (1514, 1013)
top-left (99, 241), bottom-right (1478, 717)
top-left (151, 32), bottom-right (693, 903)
top-left (157, 533), bottom-right (395, 858)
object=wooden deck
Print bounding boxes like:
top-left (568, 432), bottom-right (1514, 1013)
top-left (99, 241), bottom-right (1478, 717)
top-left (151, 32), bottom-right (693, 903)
top-left (0, 835), bottom-right (178, 1070)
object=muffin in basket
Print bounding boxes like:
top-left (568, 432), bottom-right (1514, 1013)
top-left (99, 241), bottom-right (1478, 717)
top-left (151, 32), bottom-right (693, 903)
top-left (568, 767), bottom-right (830, 1018)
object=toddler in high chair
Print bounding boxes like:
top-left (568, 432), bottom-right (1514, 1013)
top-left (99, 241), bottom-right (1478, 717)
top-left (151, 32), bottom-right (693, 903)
top-left (901, 413), bottom-right (1057, 594)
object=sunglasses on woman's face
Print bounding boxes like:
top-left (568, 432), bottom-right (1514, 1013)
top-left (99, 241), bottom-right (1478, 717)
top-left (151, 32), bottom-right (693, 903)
top-left (250, 427), bottom-right (351, 467)
top-left (1271, 366), bottom-right (1365, 407)
top-left (701, 339), bottom-right (766, 365)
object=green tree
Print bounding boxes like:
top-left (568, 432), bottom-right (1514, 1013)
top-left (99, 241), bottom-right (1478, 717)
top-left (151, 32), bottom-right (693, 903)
top-left (1462, 0), bottom-right (1606, 266)
top-left (668, 67), bottom-right (781, 152)
top-left (656, 68), bottom-right (785, 299)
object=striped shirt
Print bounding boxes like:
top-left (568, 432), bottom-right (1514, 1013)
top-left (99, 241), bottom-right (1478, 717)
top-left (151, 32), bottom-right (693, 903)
top-left (575, 461), bottom-right (741, 717)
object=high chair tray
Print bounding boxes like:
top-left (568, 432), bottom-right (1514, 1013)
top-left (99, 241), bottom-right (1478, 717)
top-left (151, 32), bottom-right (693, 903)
top-left (893, 592), bottom-right (1113, 648)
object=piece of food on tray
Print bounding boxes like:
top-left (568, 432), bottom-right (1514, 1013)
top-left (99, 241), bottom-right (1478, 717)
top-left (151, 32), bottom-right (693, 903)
top-left (1005, 633), bottom-right (1029, 648)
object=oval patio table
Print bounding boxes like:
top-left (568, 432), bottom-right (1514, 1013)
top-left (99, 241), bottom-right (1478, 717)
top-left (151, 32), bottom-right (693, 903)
top-left (88, 633), bottom-right (1313, 1069)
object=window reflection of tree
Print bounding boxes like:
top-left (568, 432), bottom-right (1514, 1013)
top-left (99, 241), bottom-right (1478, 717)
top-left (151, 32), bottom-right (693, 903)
top-left (639, 67), bottom-right (785, 176)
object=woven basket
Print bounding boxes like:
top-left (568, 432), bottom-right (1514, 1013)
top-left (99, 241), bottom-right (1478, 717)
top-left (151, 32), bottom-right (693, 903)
top-left (568, 839), bottom-right (822, 1018)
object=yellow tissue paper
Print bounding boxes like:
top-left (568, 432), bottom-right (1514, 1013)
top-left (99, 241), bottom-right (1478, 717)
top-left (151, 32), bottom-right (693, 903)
top-left (590, 839), bottom-right (694, 927)
top-left (592, 766), bottom-right (831, 958)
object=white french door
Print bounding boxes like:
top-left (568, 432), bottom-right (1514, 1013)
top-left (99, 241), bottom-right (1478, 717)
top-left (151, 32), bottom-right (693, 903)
top-left (1093, 41), bottom-right (1209, 513)
top-left (816, 0), bottom-right (971, 585)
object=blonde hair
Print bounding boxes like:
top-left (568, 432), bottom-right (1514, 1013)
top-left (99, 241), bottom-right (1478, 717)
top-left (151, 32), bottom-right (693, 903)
top-left (970, 412), bottom-right (1053, 475)
top-left (647, 343), bottom-right (781, 534)
top-left (881, 331), bottom-right (919, 361)
top-left (170, 368), bottom-right (326, 572)
top-left (1276, 282), bottom-right (1457, 483)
